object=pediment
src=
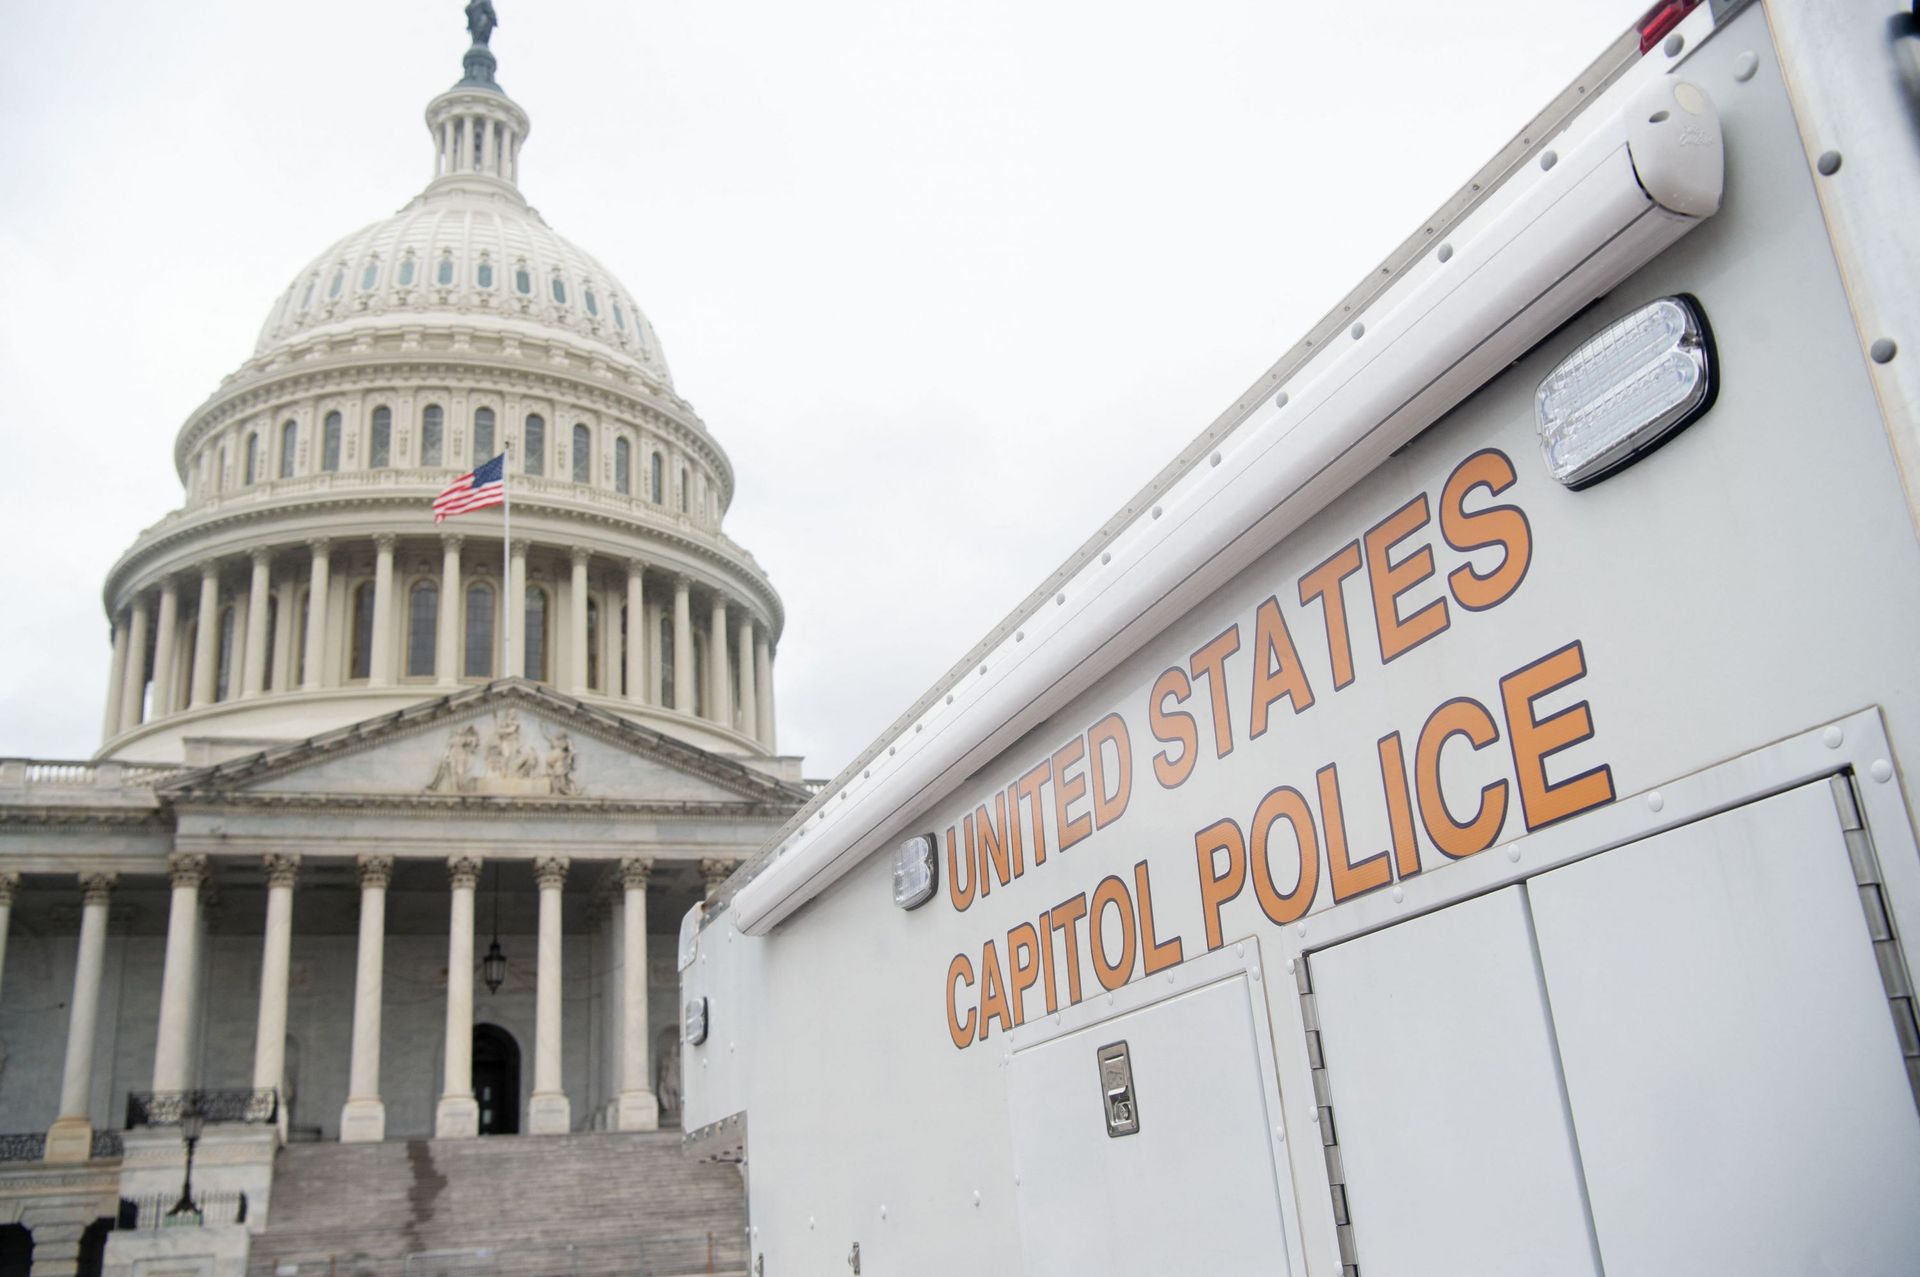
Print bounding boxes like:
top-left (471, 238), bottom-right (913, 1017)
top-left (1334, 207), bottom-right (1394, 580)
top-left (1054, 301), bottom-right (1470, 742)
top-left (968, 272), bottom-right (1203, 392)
top-left (158, 682), bottom-right (803, 809)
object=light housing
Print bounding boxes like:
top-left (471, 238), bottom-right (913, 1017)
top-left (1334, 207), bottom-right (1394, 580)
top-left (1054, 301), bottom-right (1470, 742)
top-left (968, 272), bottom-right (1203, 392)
top-left (683, 995), bottom-right (709, 1046)
top-left (677, 902), bottom-right (704, 972)
top-left (891, 833), bottom-right (938, 910)
top-left (1536, 294), bottom-right (1715, 489)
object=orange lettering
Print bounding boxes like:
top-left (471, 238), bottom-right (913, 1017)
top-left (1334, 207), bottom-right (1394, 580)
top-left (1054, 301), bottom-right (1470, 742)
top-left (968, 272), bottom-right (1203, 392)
top-left (1150, 667), bottom-right (1199, 788)
top-left (1088, 713), bottom-right (1133, 829)
top-left (1500, 642), bottom-right (1615, 830)
top-left (1364, 494), bottom-right (1450, 664)
top-left (1194, 818), bottom-right (1247, 952)
top-left (1250, 786), bottom-right (1319, 926)
top-left (1090, 875), bottom-right (1137, 992)
top-left (1250, 596), bottom-right (1315, 738)
top-left (1298, 541), bottom-right (1363, 691)
top-left (1189, 627), bottom-right (1242, 758)
top-left (1415, 698), bottom-right (1509, 858)
top-left (1441, 449), bottom-right (1532, 612)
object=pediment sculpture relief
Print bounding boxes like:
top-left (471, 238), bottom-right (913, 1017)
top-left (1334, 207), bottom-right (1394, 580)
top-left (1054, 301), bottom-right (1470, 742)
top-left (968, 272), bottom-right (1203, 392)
top-left (425, 709), bottom-right (584, 796)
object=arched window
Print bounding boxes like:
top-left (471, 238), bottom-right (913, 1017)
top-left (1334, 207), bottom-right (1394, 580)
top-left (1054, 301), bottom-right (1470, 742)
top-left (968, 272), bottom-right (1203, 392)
top-left (360, 260), bottom-right (379, 291)
top-left (476, 257), bottom-right (494, 289)
top-left (572, 424), bottom-right (591, 483)
top-left (244, 434), bottom-right (259, 485)
top-left (328, 267), bottom-right (345, 299)
top-left (587, 597), bottom-right (601, 690)
top-left (422, 405), bottom-right (444, 467)
top-left (615, 438), bottom-right (631, 494)
top-left (217, 445), bottom-right (227, 493)
top-left (551, 275), bottom-right (568, 305)
top-left (398, 254), bottom-right (417, 288)
top-left (350, 582), bottom-right (376, 680)
top-left (525, 587), bottom-right (549, 682)
top-left (659, 611), bottom-right (677, 707)
top-left (649, 453), bottom-right (663, 503)
top-left (263, 596), bottom-right (278, 690)
top-left (515, 263), bottom-right (532, 295)
top-left (294, 591), bottom-right (309, 687)
top-left (584, 287), bottom-right (600, 317)
top-left (473, 408), bottom-right (496, 464)
top-left (280, 420), bottom-right (298, 478)
top-left (215, 606), bottom-right (237, 701)
top-left (300, 278), bottom-right (316, 310)
top-left (370, 407), bottom-right (392, 468)
top-left (613, 302), bottom-right (626, 331)
top-left (679, 467), bottom-right (690, 512)
top-left (523, 415), bottom-right (546, 476)
top-left (407, 581), bottom-right (438, 678)
top-left (322, 412), bottom-right (343, 472)
top-left (464, 583), bottom-right (496, 679)
top-left (437, 253), bottom-right (455, 287)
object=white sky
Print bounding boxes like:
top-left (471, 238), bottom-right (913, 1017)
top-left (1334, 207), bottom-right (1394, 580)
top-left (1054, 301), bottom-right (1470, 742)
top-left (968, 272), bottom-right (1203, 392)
top-left (0, 0), bottom-right (1643, 775)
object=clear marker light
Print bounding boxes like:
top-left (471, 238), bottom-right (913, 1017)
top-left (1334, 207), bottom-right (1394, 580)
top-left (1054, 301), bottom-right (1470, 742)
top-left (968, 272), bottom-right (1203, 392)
top-left (1536, 295), bottom-right (1714, 488)
top-left (892, 833), bottom-right (938, 910)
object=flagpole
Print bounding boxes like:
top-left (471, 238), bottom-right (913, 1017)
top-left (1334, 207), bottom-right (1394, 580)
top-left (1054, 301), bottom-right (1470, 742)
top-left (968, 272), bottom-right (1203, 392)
top-left (502, 441), bottom-right (513, 681)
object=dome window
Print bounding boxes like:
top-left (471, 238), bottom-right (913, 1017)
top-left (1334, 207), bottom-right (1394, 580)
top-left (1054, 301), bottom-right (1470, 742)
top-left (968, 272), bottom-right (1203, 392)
top-left (473, 407), bottom-right (496, 464)
top-left (572, 424), bottom-right (592, 483)
top-left (301, 279), bottom-right (316, 311)
top-left (279, 420), bottom-right (298, 478)
top-left (407, 581), bottom-right (439, 678)
top-left (649, 453), bottom-right (663, 504)
top-left (421, 405), bottom-right (445, 467)
top-left (370, 406), bottom-right (393, 469)
top-left (437, 253), bottom-right (455, 287)
top-left (551, 275), bottom-right (568, 305)
top-left (360, 260), bottom-right (380, 292)
top-left (322, 412), bottom-right (343, 472)
top-left (398, 255), bottom-right (417, 288)
top-left (350, 582), bottom-right (377, 680)
top-left (524, 414), bottom-right (546, 476)
top-left (525, 588), bottom-right (549, 682)
top-left (615, 437), bottom-right (631, 494)
top-left (585, 288), bottom-right (600, 318)
top-left (515, 264), bottom-right (532, 295)
top-left (464, 583), bottom-right (496, 679)
top-left (613, 303), bottom-right (626, 331)
top-left (328, 267), bottom-right (345, 300)
top-left (477, 258), bottom-right (495, 289)
top-left (244, 433), bottom-right (260, 486)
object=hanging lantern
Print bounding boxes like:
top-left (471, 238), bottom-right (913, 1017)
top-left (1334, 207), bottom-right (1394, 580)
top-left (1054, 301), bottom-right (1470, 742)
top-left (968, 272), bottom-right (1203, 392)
top-left (482, 937), bottom-right (507, 995)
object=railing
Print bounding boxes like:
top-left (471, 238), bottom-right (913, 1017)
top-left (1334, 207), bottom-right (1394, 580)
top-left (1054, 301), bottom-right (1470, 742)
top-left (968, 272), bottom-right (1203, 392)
top-left (126, 1089), bottom-right (279, 1129)
top-left (0, 759), bottom-right (182, 794)
top-left (0, 1130), bottom-right (123, 1162)
top-left (251, 1232), bottom-right (747, 1276)
top-left (119, 1190), bottom-right (248, 1230)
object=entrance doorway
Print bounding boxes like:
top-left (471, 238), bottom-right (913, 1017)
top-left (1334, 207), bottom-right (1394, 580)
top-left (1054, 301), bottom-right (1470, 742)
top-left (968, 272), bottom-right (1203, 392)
top-left (473, 1024), bottom-right (521, 1135)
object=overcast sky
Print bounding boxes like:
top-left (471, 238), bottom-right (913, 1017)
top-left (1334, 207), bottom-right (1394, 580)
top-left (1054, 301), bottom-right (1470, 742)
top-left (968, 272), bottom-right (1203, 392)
top-left (0, 0), bottom-right (1642, 776)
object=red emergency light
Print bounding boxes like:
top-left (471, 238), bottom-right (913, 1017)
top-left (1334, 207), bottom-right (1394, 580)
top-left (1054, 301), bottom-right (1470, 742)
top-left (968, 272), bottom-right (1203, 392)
top-left (1637, 0), bottom-right (1703, 53)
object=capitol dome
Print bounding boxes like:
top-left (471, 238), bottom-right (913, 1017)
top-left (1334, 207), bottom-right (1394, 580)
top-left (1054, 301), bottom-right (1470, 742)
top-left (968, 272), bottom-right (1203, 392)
top-left (96, 32), bottom-right (787, 770)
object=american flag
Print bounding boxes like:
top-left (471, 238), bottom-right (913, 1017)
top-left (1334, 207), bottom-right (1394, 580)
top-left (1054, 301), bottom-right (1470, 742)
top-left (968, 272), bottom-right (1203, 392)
top-left (433, 453), bottom-right (506, 522)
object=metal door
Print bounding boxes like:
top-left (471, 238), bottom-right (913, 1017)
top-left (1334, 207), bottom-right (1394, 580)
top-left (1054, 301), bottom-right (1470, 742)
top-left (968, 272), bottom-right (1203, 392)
top-left (1005, 945), bottom-right (1303, 1276)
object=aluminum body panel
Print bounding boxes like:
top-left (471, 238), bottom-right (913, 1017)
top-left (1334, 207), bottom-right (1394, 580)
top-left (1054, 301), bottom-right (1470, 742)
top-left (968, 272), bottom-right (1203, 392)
top-left (1528, 780), bottom-right (1920, 1275)
top-left (1005, 959), bottom-right (1294, 1276)
top-left (1311, 887), bottom-right (1600, 1276)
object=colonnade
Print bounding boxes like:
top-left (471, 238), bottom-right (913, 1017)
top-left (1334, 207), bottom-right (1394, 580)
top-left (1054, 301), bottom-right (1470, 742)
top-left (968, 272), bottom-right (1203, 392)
top-left (21, 851), bottom-right (738, 1160)
top-left (102, 538), bottom-right (778, 749)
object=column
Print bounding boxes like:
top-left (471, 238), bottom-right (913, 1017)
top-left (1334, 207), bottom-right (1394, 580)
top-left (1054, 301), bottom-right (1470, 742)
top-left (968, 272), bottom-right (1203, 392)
top-left (602, 890), bottom-right (623, 1128)
top-left (102, 618), bottom-right (129, 741)
top-left (625, 563), bottom-right (647, 703)
top-left (271, 574), bottom-right (296, 692)
top-left (708, 595), bottom-right (731, 726)
top-left (251, 854), bottom-right (299, 1123)
top-left (117, 596), bottom-right (150, 735)
top-left (737, 616), bottom-right (757, 738)
top-left (701, 858), bottom-right (736, 902)
top-left (341, 855), bottom-right (392, 1142)
top-left (0, 872), bottom-right (17, 1003)
top-left (303, 539), bottom-right (331, 691)
top-left (24, 1218), bottom-right (88, 1277)
top-left (569, 549), bottom-right (590, 693)
top-left (151, 853), bottom-right (209, 1093)
top-left (243, 549), bottom-right (272, 697)
top-left (152, 580), bottom-right (181, 715)
top-left (45, 873), bottom-right (115, 1163)
top-left (436, 855), bottom-right (482, 1138)
top-left (369, 534), bottom-right (397, 686)
top-left (189, 564), bottom-right (220, 708)
top-left (529, 855), bottom-right (571, 1134)
top-left (508, 539), bottom-right (529, 678)
top-left (755, 629), bottom-right (775, 749)
top-left (645, 598), bottom-right (663, 705)
top-left (438, 536), bottom-right (463, 686)
top-left (672, 577), bottom-right (693, 714)
top-left (615, 858), bottom-right (659, 1130)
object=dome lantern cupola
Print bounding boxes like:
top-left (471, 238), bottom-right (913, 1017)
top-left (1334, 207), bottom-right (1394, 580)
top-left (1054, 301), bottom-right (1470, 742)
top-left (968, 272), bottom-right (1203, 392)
top-left (427, 1), bottom-right (528, 194)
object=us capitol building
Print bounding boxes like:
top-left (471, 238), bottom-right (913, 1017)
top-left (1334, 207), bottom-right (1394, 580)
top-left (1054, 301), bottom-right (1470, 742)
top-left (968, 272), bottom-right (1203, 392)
top-left (0, 8), bottom-right (800, 1274)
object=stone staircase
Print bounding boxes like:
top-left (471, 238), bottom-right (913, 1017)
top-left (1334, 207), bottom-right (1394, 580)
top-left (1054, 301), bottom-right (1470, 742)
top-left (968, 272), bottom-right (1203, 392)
top-left (244, 1132), bottom-right (747, 1276)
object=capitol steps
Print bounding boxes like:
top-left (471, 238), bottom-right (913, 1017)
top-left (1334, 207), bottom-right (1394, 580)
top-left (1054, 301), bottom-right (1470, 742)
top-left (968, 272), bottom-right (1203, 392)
top-left (244, 1131), bottom-right (747, 1276)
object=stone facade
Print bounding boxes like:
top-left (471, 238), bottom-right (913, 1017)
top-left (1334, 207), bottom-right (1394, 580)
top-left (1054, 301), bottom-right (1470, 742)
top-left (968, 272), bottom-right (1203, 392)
top-left (0, 11), bottom-right (802, 1273)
